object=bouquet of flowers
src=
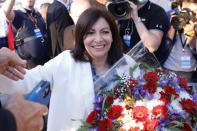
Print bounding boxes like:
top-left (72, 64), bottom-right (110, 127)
top-left (77, 66), bottom-right (197, 131)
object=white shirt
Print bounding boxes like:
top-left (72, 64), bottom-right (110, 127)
top-left (0, 9), bottom-right (8, 38)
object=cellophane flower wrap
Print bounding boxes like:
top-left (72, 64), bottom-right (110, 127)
top-left (77, 66), bottom-right (197, 131)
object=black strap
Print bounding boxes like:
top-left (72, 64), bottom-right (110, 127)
top-left (178, 32), bottom-right (187, 51)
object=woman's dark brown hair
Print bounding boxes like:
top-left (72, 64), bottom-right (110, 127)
top-left (72, 7), bottom-right (123, 66)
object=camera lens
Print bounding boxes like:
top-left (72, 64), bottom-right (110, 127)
top-left (114, 5), bottom-right (127, 16)
top-left (107, 1), bottom-right (132, 20)
top-left (171, 16), bottom-right (186, 30)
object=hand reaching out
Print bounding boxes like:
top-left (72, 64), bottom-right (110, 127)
top-left (0, 47), bottom-right (26, 80)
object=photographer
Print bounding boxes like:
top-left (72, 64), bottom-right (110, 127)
top-left (107, 0), bottom-right (169, 60)
top-left (163, 0), bottom-right (197, 82)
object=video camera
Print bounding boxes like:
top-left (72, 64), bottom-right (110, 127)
top-left (106, 0), bottom-right (148, 20)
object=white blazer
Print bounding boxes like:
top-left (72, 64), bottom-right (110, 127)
top-left (0, 50), bottom-right (139, 131)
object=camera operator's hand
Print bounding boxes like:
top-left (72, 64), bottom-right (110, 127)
top-left (5, 93), bottom-right (48, 131)
top-left (184, 21), bottom-right (196, 40)
top-left (126, 0), bottom-right (139, 21)
top-left (0, 47), bottom-right (26, 80)
top-left (184, 21), bottom-right (196, 49)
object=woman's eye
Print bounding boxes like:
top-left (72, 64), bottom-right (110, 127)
top-left (102, 31), bottom-right (110, 34)
top-left (87, 31), bottom-right (94, 35)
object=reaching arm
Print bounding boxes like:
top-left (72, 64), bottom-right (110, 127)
top-left (2, 0), bottom-right (15, 22)
top-left (0, 47), bottom-right (26, 81)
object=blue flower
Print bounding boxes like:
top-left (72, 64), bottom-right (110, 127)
top-left (89, 127), bottom-right (98, 131)
top-left (95, 95), bottom-right (103, 104)
top-left (94, 103), bottom-right (102, 111)
top-left (148, 93), bottom-right (154, 100)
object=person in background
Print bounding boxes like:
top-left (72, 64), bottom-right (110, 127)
top-left (163, 0), bottom-right (197, 82)
top-left (89, 0), bottom-right (106, 9)
top-left (46, 0), bottom-right (74, 58)
top-left (0, 47), bottom-right (48, 131)
top-left (40, 3), bottom-right (50, 24)
top-left (0, 7), bottom-right (137, 131)
top-left (13, 2), bottom-right (22, 10)
top-left (0, 5), bottom-right (8, 49)
top-left (116, 0), bottom-right (169, 63)
top-left (70, 0), bottom-right (91, 24)
top-left (3, 0), bottom-right (50, 69)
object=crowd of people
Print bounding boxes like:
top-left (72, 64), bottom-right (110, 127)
top-left (0, 0), bottom-right (197, 131)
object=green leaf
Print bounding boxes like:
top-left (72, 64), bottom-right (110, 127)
top-left (114, 75), bottom-right (121, 80)
top-left (129, 63), bottom-right (139, 77)
top-left (165, 120), bottom-right (184, 128)
top-left (167, 127), bottom-right (182, 131)
top-left (139, 62), bottom-right (155, 72)
top-left (101, 95), bottom-right (107, 117)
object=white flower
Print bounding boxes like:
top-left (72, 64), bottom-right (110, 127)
top-left (154, 87), bottom-right (164, 100)
top-left (113, 99), bottom-right (125, 107)
top-left (177, 90), bottom-right (192, 101)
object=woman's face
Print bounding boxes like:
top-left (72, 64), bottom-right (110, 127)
top-left (83, 17), bottom-right (112, 60)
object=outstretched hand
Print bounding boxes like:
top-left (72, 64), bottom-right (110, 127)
top-left (0, 47), bottom-right (26, 80)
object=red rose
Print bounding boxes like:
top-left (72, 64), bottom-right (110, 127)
top-left (87, 110), bottom-right (98, 126)
top-left (164, 86), bottom-right (179, 99)
top-left (144, 72), bottom-right (159, 82)
top-left (107, 105), bottom-right (123, 120)
top-left (177, 76), bottom-right (191, 91)
top-left (98, 118), bottom-right (113, 131)
top-left (179, 99), bottom-right (196, 113)
top-left (159, 91), bottom-right (171, 104)
top-left (105, 96), bottom-right (114, 106)
top-left (143, 82), bottom-right (157, 94)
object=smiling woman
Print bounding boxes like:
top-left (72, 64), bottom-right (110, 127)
top-left (0, 7), bottom-right (127, 131)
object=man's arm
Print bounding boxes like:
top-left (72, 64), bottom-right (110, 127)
top-left (134, 19), bottom-right (163, 53)
top-left (2, 0), bottom-right (15, 22)
top-left (128, 1), bottom-right (164, 53)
